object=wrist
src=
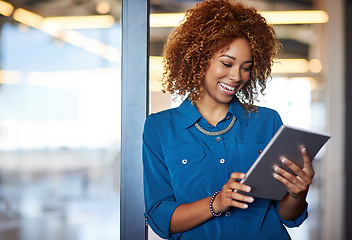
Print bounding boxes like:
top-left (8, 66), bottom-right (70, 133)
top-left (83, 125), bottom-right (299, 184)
top-left (289, 189), bottom-right (308, 202)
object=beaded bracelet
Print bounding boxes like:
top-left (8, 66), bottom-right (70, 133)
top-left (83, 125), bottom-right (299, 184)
top-left (209, 190), bottom-right (222, 217)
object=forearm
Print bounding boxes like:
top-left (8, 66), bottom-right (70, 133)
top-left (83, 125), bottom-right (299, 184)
top-left (278, 190), bottom-right (307, 221)
top-left (170, 196), bottom-right (214, 234)
top-left (170, 172), bottom-right (252, 234)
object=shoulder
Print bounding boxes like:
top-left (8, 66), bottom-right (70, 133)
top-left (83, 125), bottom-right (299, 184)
top-left (144, 107), bottom-right (178, 125)
top-left (240, 105), bottom-right (280, 120)
top-left (255, 106), bottom-right (281, 119)
top-left (143, 106), bottom-right (180, 135)
top-left (245, 106), bottom-right (283, 135)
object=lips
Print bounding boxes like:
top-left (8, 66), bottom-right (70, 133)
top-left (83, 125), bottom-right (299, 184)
top-left (219, 82), bottom-right (236, 94)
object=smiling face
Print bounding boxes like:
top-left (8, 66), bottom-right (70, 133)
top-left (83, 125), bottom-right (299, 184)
top-left (199, 38), bottom-right (252, 107)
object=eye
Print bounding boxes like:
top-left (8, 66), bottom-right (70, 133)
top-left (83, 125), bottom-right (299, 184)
top-left (241, 66), bottom-right (251, 72)
top-left (222, 62), bottom-right (232, 67)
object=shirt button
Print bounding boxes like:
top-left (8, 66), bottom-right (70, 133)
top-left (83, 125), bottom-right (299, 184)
top-left (182, 159), bottom-right (187, 164)
top-left (220, 159), bottom-right (225, 164)
top-left (225, 211), bottom-right (231, 217)
top-left (216, 137), bottom-right (221, 141)
top-left (225, 115), bottom-right (231, 120)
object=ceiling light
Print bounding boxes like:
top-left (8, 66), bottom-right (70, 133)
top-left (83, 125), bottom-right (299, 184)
top-left (150, 10), bottom-right (328, 28)
top-left (0, 0), bottom-right (13, 16)
top-left (43, 15), bottom-right (115, 29)
top-left (96, 2), bottom-right (111, 15)
top-left (272, 59), bottom-right (310, 73)
top-left (309, 59), bottom-right (323, 73)
top-left (13, 8), bottom-right (43, 29)
top-left (150, 13), bottom-right (185, 27)
top-left (261, 10), bottom-right (328, 25)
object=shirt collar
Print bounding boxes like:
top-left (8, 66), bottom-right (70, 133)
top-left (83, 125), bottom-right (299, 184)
top-left (176, 97), bottom-right (248, 129)
top-left (228, 98), bottom-right (248, 126)
top-left (177, 98), bottom-right (202, 129)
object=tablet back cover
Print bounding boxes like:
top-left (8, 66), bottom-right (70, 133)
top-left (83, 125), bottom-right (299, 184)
top-left (237, 125), bottom-right (330, 200)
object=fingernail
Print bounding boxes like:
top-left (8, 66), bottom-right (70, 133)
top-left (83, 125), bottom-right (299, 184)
top-left (246, 186), bottom-right (251, 192)
top-left (281, 158), bottom-right (288, 164)
top-left (243, 204), bottom-right (248, 208)
top-left (275, 167), bottom-right (280, 173)
top-left (248, 197), bottom-right (254, 203)
top-left (302, 148), bottom-right (307, 153)
top-left (273, 173), bottom-right (279, 179)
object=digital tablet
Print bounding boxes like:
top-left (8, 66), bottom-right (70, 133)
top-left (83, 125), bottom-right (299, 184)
top-left (236, 125), bottom-right (330, 200)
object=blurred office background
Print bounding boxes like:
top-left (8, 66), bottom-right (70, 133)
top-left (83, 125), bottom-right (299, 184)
top-left (0, 0), bottom-right (350, 240)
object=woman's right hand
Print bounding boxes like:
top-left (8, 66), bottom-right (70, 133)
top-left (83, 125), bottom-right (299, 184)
top-left (212, 172), bottom-right (254, 213)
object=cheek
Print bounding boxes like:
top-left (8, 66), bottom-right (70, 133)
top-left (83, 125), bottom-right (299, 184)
top-left (243, 72), bottom-right (251, 83)
top-left (206, 67), bottom-right (227, 81)
top-left (213, 67), bottom-right (229, 79)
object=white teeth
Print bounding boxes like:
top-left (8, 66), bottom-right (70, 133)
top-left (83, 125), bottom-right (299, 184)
top-left (219, 82), bottom-right (235, 91)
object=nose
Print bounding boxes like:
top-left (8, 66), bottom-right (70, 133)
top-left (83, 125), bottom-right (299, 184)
top-left (228, 66), bottom-right (241, 82)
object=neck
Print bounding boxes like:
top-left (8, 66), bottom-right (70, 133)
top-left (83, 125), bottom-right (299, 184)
top-left (195, 98), bottom-right (231, 126)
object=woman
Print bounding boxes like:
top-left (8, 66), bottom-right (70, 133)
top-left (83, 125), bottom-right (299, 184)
top-left (143, 0), bottom-right (314, 239)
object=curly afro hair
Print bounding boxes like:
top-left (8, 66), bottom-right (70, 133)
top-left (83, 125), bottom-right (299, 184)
top-left (161, 0), bottom-right (280, 112)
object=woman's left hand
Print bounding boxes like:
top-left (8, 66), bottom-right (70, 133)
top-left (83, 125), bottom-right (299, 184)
top-left (273, 147), bottom-right (315, 200)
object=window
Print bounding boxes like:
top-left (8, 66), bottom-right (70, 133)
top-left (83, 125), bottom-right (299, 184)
top-left (0, 1), bottom-right (122, 239)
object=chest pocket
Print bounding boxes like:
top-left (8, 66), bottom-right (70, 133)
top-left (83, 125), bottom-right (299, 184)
top-left (238, 139), bottom-right (269, 172)
top-left (165, 146), bottom-right (206, 193)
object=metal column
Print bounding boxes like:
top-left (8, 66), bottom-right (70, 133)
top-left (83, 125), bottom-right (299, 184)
top-left (121, 0), bottom-right (149, 239)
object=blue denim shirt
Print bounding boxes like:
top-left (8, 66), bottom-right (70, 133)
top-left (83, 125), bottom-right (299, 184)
top-left (142, 98), bottom-right (307, 240)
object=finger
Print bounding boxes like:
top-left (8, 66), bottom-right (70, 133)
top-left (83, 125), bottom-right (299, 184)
top-left (229, 181), bottom-right (251, 193)
top-left (281, 156), bottom-right (314, 182)
top-left (231, 201), bottom-right (250, 209)
top-left (280, 157), bottom-right (303, 175)
top-left (224, 193), bottom-right (254, 209)
top-left (274, 172), bottom-right (309, 198)
top-left (280, 158), bottom-right (309, 183)
top-left (230, 191), bottom-right (254, 203)
top-left (302, 148), bottom-right (315, 177)
top-left (230, 172), bottom-right (246, 181)
top-left (273, 172), bottom-right (302, 193)
top-left (222, 173), bottom-right (245, 192)
top-left (220, 189), bottom-right (252, 202)
top-left (274, 166), bottom-right (306, 188)
top-left (217, 190), bottom-right (252, 211)
top-left (230, 200), bottom-right (250, 209)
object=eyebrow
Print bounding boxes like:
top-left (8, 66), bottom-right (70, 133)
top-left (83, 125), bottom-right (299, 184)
top-left (220, 54), bottom-right (252, 64)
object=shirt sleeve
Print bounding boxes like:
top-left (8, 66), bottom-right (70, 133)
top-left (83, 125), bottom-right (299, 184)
top-left (142, 114), bottom-right (182, 239)
top-left (273, 200), bottom-right (308, 227)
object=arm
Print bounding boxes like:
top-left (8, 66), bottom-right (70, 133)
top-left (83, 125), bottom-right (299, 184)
top-left (170, 172), bottom-right (253, 233)
top-left (273, 148), bottom-right (314, 220)
top-left (143, 115), bottom-right (255, 235)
